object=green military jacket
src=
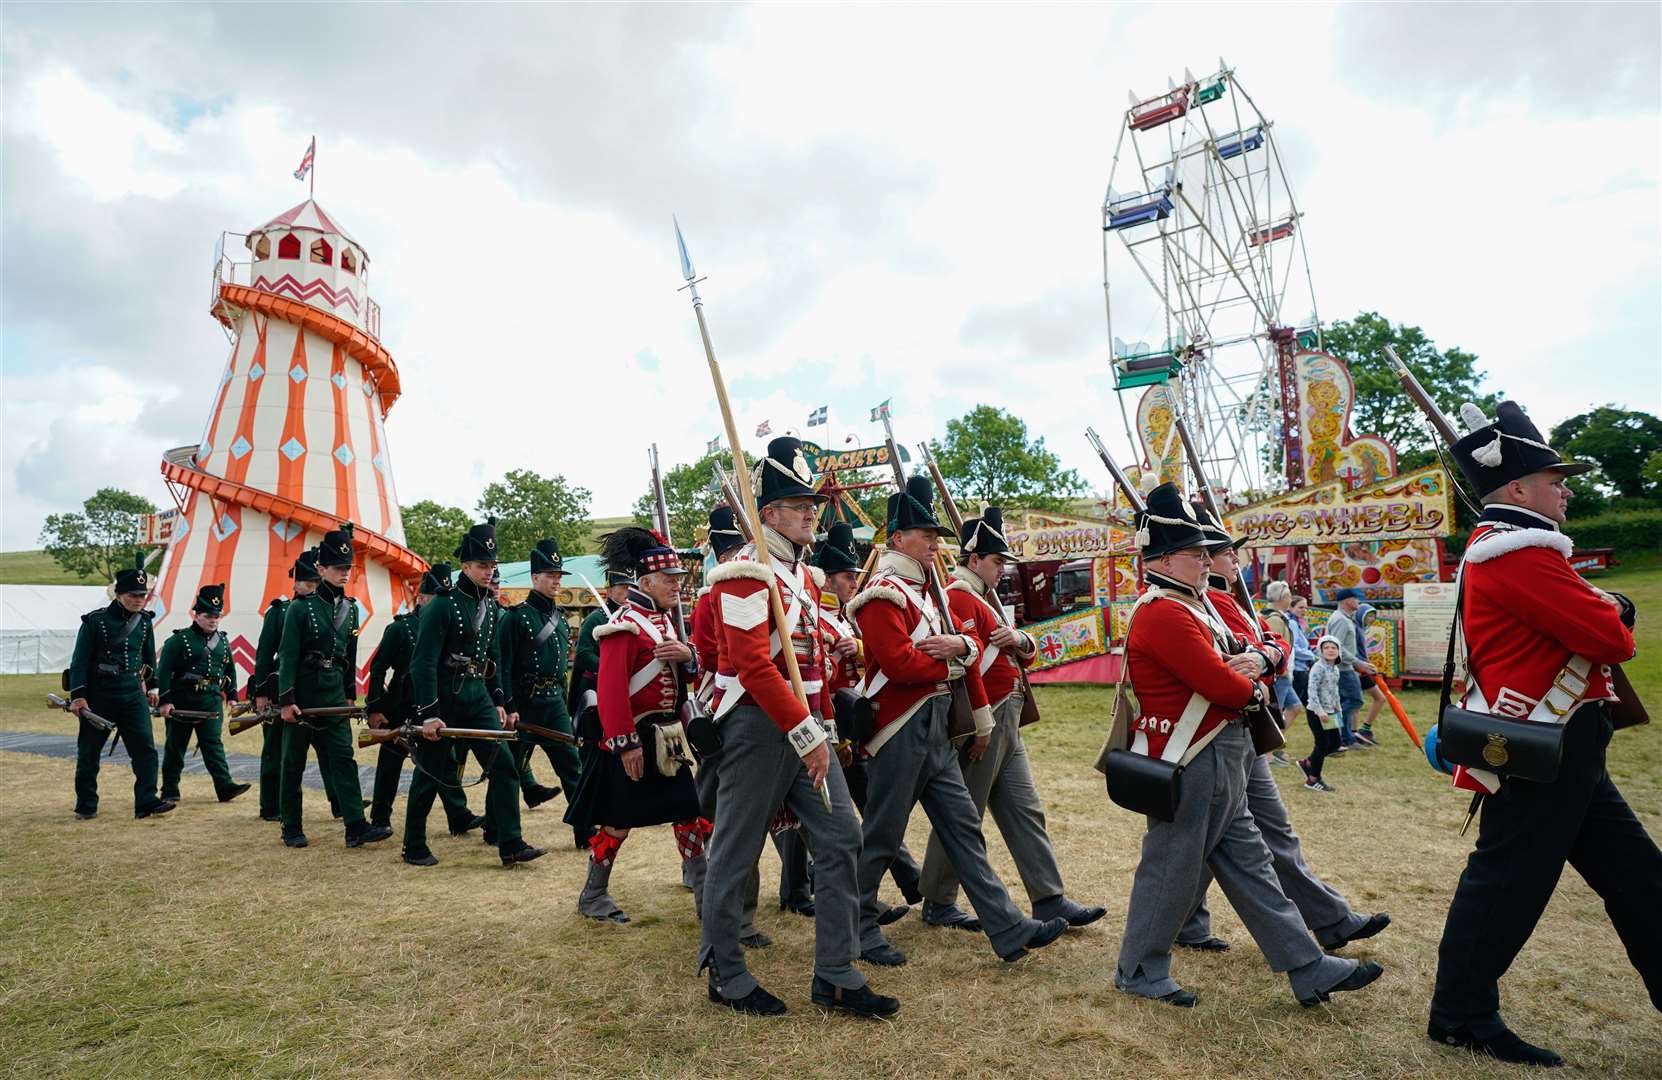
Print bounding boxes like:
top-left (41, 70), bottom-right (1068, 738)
top-left (250, 597), bottom-right (287, 702)
top-left (277, 581), bottom-right (359, 708)
top-left (410, 575), bottom-right (506, 719)
top-left (68, 602), bottom-right (157, 699)
top-left (566, 604), bottom-right (613, 716)
top-left (157, 623), bottom-right (237, 712)
top-left (497, 590), bottom-right (572, 719)
top-left (365, 610), bottom-right (419, 720)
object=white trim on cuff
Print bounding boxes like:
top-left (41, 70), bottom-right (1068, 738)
top-left (786, 714), bottom-right (827, 757)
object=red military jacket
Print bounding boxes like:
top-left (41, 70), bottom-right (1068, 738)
top-left (818, 603), bottom-right (862, 693)
top-left (690, 587), bottom-right (719, 703)
top-left (708, 529), bottom-right (830, 756)
top-left (1126, 572), bottom-right (1257, 761)
top-left (1460, 512), bottom-right (1633, 718)
top-left (593, 591), bottom-right (686, 752)
top-left (848, 550), bottom-right (992, 756)
top-left (945, 566), bottom-right (1037, 709)
top-left (1207, 582), bottom-right (1290, 692)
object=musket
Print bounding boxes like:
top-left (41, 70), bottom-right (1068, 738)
top-left (675, 218), bottom-right (830, 813)
top-left (711, 462), bottom-right (754, 544)
top-left (47, 692), bottom-right (114, 732)
top-left (918, 441), bottom-right (1042, 729)
top-left (153, 707), bottom-right (218, 723)
top-left (356, 723), bottom-right (518, 750)
top-left (1085, 427), bottom-right (1148, 515)
top-left (648, 442), bottom-right (691, 639)
top-left (228, 704), bottom-right (364, 737)
top-left (875, 411), bottom-right (978, 746)
top-left (228, 699), bottom-right (257, 718)
top-left (1169, 412), bottom-right (1287, 755)
top-left (515, 718), bottom-right (581, 747)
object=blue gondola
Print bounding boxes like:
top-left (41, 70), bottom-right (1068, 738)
top-left (1105, 185), bottom-right (1175, 231)
top-left (1215, 126), bottom-right (1264, 161)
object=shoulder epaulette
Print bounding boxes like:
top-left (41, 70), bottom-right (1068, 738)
top-left (82, 608), bottom-right (103, 623)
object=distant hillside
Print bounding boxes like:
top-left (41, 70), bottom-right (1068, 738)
top-left (0, 551), bottom-right (105, 586)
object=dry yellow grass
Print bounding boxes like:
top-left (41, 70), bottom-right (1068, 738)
top-left (2, 671), bottom-right (1659, 1078)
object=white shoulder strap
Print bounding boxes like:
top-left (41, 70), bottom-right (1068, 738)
top-left (860, 573), bottom-right (935, 699)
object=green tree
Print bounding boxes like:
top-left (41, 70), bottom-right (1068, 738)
top-left (1320, 312), bottom-right (1501, 473)
top-left (928, 406), bottom-right (1085, 512)
top-left (38, 487), bottom-right (158, 582)
top-left (632, 450), bottom-right (754, 546)
top-left (400, 499), bottom-right (471, 566)
top-left (1643, 449), bottom-right (1662, 497)
top-left (477, 469), bottom-right (593, 562)
top-left (1548, 405), bottom-right (1662, 500)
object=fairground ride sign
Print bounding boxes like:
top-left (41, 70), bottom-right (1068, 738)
top-left (800, 441), bottom-right (907, 474)
top-left (1003, 511), bottom-right (1132, 561)
top-left (1224, 464), bottom-right (1454, 548)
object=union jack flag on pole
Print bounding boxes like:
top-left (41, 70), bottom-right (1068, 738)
top-left (755, 420), bottom-right (772, 438)
top-left (293, 137), bottom-right (316, 185)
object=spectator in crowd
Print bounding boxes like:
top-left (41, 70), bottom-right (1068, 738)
top-left (1323, 589), bottom-right (1373, 749)
top-left (1288, 595), bottom-right (1317, 707)
top-left (1352, 602), bottom-right (1388, 747)
top-left (1299, 636), bottom-right (1345, 793)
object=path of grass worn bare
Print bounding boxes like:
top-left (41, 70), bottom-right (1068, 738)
top-left (3, 570), bottom-right (1659, 1078)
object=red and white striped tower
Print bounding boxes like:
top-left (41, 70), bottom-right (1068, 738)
top-left (153, 199), bottom-right (427, 685)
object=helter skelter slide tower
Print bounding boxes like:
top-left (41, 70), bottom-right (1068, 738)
top-left (1101, 60), bottom-right (1322, 500)
top-left (151, 198), bottom-right (427, 680)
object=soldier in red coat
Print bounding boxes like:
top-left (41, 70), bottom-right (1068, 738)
top-left (849, 475), bottom-right (1068, 966)
top-left (565, 527), bottom-right (706, 924)
top-left (916, 506), bottom-right (1106, 933)
top-left (1173, 506), bottom-right (1391, 956)
top-left (1428, 401), bottom-right (1658, 1067)
top-left (1113, 483), bottom-right (1382, 1008)
top-left (688, 504), bottom-right (769, 949)
top-left (698, 438), bottom-right (898, 1019)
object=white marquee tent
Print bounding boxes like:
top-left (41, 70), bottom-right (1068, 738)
top-left (0, 585), bottom-right (108, 676)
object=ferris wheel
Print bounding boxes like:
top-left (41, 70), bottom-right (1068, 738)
top-left (1101, 60), bottom-right (1321, 500)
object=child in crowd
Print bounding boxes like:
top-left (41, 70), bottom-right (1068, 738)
top-left (1299, 635), bottom-right (1345, 793)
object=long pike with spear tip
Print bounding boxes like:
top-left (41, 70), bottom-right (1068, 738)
top-left (675, 219), bottom-right (832, 814)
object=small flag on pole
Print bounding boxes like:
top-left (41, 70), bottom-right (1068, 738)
top-left (293, 137), bottom-right (316, 182)
top-left (706, 435), bottom-right (722, 455)
top-left (755, 420), bottom-right (772, 438)
top-left (869, 399), bottom-right (891, 422)
top-left (807, 405), bottom-right (828, 427)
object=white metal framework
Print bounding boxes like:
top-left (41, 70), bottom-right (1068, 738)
top-left (1102, 61), bottom-right (1320, 499)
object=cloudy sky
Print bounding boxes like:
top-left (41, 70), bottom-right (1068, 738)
top-left (3, 2), bottom-right (1657, 550)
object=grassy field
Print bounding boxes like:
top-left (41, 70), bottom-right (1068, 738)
top-left (0, 549), bottom-right (105, 585)
top-left (1, 567), bottom-right (1657, 1079)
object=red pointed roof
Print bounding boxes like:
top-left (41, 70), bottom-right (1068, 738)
top-left (249, 199), bottom-right (364, 254)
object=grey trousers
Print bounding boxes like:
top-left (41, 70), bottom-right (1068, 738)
top-left (919, 691), bottom-right (1066, 912)
top-left (693, 747), bottom-right (760, 938)
top-left (698, 705), bottom-right (865, 998)
top-left (1178, 751), bottom-right (1367, 948)
top-left (858, 695), bottom-right (1040, 957)
top-left (1115, 724), bottom-right (1354, 1000)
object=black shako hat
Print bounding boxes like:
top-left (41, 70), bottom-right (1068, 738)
top-left (1453, 400), bottom-right (1592, 497)
top-left (454, 519), bottom-right (498, 563)
top-left (959, 506), bottom-right (1018, 562)
top-left (706, 505), bottom-right (746, 559)
top-left (114, 552), bottom-right (150, 595)
top-left (530, 538), bottom-right (565, 575)
top-left (420, 562), bottom-right (452, 595)
top-left (813, 521), bottom-right (861, 574)
top-left (1136, 482), bottom-right (1211, 558)
top-left (289, 547), bottom-right (321, 583)
top-left (319, 522), bottom-right (355, 568)
top-left (600, 526), bottom-right (685, 578)
top-left (754, 436), bottom-right (826, 508)
top-left (605, 569), bottom-right (636, 587)
top-left (1189, 500), bottom-right (1245, 551)
top-left (192, 583), bottom-right (226, 615)
top-left (886, 474), bottom-right (954, 538)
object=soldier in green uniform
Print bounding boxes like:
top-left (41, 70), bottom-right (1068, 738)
top-left (567, 570), bottom-right (631, 720)
top-left (364, 562), bottom-right (484, 834)
top-left (67, 555), bottom-right (172, 820)
top-left (401, 519), bottom-right (546, 868)
top-left (157, 583), bottom-right (251, 804)
top-left (499, 538), bottom-right (582, 816)
top-left (276, 523), bottom-right (392, 849)
top-left (250, 549), bottom-right (343, 823)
